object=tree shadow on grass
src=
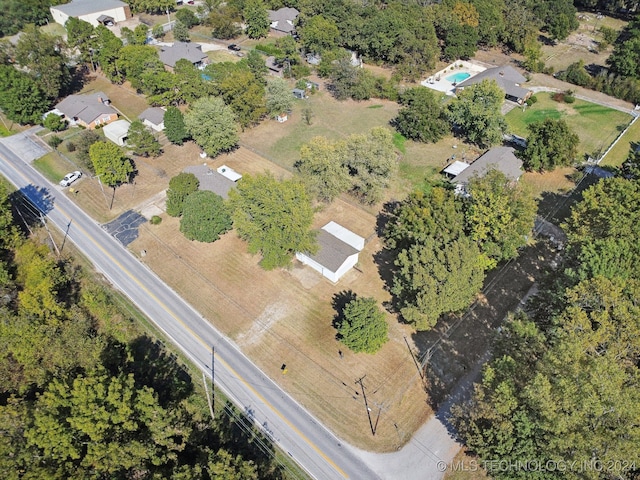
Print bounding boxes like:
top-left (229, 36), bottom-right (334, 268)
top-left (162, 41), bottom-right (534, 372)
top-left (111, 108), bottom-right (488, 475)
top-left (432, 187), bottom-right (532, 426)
top-left (331, 290), bottom-right (357, 331)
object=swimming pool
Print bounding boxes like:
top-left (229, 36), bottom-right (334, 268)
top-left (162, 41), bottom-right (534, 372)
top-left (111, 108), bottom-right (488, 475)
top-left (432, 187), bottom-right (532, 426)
top-left (446, 72), bottom-right (471, 83)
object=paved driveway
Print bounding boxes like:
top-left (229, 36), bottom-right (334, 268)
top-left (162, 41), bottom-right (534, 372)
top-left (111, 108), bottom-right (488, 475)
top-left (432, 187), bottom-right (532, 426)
top-left (0, 126), bottom-right (50, 162)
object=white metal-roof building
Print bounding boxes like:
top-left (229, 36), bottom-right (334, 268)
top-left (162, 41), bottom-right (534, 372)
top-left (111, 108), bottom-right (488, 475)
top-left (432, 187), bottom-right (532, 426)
top-left (103, 120), bottom-right (131, 146)
top-left (296, 222), bottom-right (365, 283)
top-left (50, 0), bottom-right (132, 27)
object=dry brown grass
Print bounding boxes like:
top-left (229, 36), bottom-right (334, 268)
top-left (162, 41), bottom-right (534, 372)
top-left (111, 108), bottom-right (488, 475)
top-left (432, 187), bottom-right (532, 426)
top-left (130, 165), bottom-right (432, 451)
top-left (443, 448), bottom-right (490, 480)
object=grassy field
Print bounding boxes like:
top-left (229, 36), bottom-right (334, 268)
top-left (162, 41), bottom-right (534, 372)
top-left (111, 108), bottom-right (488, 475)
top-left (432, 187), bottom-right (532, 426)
top-left (505, 93), bottom-right (632, 159)
top-left (600, 116), bottom-right (640, 167)
top-left (33, 151), bottom-right (78, 185)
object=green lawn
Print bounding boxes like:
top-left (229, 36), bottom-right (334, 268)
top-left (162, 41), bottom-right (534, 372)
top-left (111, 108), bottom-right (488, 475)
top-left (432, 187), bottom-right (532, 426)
top-left (600, 115), bottom-right (640, 167)
top-left (34, 151), bottom-right (77, 184)
top-left (505, 93), bottom-right (632, 159)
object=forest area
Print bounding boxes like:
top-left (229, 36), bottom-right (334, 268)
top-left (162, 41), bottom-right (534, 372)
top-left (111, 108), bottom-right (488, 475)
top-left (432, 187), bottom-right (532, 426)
top-left (0, 182), bottom-right (291, 479)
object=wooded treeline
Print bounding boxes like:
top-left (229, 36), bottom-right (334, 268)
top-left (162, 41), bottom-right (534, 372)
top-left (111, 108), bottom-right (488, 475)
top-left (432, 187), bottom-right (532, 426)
top-left (452, 174), bottom-right (640, 479)
top-left (0, 183), bottom-right (287, 479)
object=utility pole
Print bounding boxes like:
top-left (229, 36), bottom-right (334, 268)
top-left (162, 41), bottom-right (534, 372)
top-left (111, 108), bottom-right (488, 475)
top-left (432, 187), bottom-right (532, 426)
top-left (404, 335), bottom-right (425, 383)
top-left (355, 375), bottom-right (375, 436)
top-left (40, 213), bottom-right (60, 256)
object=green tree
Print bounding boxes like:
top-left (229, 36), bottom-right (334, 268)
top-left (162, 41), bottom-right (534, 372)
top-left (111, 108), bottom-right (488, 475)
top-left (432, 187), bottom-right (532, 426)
top-left (176, 8), bottom-right (200, 28)
top-left (74, 130), bottom-right (102, 173)
top-left (343, 127), bottom-right (396, 204)
top-left (447, 79), bottom-right (507, 147)
top-left (43, 114), bottom-right (66, 132)
top-left (265, 76), bottom-right (294, 117)
top-left (330, 58), bottom-right (376, 101)
top-left (337, 297), bottom-right (388, 354)
top-left (296, 136), bottom-right (350, 203)
top-left (243, 0), bottom-right (270, 39)
top-left (393, 87), bottom-right (449, 143)
top-left (214, 68), bottom-right (266, 128)
top-left (128, 0), bottom-right (175, 14)
top-left (392, 237), bottom-right (484, 330)
top-left (0, 65), bottom-right (48, 125)
top-left (173, 20), bottom-right (190, 42)
top-left (520, 118), bottom-right (579, 171)
top-left (66, 18), bottom-right (95, 67)
top-left (559, 60), bottom-right (592, 87)
top-left (465, 168), bottom-right (537, 268)
top-left (116, 45), bottom-right (165, 92)
top-left (27, 371), bottom-right (185, 477)
top-left (228, 173), bottom-right (316, 270)
top-left (127, 120), bottom-right (161, 157)
top-left (180, 191), bottom-right (232, 242)
top-left (471, 0), bottom-right (505, 47)
top-left (15, 24), bottom-right (70, 100)
top-left (89, 141), bottom-right (134, 187)
top-left (298, 15), bottom-right (338, 54)
top-left (122, 24), bottom-right (150, 45)
top-left (164, 106), bottom-right (190, 145)
top-left (94, 25), bottom-right (124, 82)
top-left (563, 177), bottom-right (640, 281)
top-left (247, 49), bottom-right (268, 79)
top-left (166, 173), bottom-right (199, 217)
top-left (15, 242), bottom-right (66, 321)
top-left (184, 96), bottom-right (239, 156)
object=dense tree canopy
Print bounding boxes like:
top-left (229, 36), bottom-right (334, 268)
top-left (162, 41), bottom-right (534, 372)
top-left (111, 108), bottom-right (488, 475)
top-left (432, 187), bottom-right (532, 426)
top-left (265, 77), bottom-right (294, 118)
top-left (520, 118), bottom-right (579, 171)
top-left (296, 128), bottom-right (396, 204)
top-left (384, 187), bottom-right (485, 330)
top-left (180, 191), bottom-right (232, 242)
top-left (0, 0), bottom-right (66, 37)
top-left (465, 169), bottom-right (537, 268)
top-left (447, 80), bottom-right (506, 148)
top-left (0, 65), bottom-right (48, 125)
top-left (243, 0), bottom-right (270, 39)
top-left (15, 24), bottom-right (70, 101)
top-left (393, 87), bottom-right (449, 143)
top-left (184, 96), bottom-right (239, 156)
top-left (228, 174), bottom-right (316, 270)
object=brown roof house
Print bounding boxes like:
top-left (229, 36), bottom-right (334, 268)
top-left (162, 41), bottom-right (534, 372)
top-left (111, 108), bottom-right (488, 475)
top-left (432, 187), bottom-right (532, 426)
top-left (267, 7), bottom-right (299, 34)
top-left (159, 42), bottom-right (209, 71)
top-left (455, 65), bottom-right (532, 104)
top-left (296, 222), bottom-right (365, 283)
top-left (449, 146), bottom-right (523, 196)
top-left (54, 92), bottom-right (118, 129)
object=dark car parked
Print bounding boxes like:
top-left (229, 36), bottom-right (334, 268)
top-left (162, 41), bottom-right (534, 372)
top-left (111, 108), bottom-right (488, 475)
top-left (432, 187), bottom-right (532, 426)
top-left (227, 44), bottom-right (241, 51)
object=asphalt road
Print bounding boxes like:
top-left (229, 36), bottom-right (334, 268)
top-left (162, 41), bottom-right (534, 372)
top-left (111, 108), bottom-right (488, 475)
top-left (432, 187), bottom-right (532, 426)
top-left (0, 143), bottom-right (381, 480)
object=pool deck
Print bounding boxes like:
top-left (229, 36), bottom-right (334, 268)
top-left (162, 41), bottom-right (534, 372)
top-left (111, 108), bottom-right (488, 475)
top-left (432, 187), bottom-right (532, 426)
top-left (421, 60), bottom-right (487, 96)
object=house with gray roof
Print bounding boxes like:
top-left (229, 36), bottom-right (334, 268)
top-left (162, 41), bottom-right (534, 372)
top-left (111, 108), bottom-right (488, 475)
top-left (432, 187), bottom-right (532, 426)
top-left (183, 164), bottom-right (241, 200)
top-left (139, 107), bottom-right (166, 132)
top-left (159, 42), bottom-right (209, 70)
top-left (296, 222), bottom-right (365, 283)
top-left (451, 146), bottom-right (524, 195)
top-left (267, 7), bottom-right (299, 34)
top-left (54, 92), bottom-right (118, 129)
top-left (50, 0), bottom-right (131, 27)
top-left (455, 65), bottom-right (531, 104)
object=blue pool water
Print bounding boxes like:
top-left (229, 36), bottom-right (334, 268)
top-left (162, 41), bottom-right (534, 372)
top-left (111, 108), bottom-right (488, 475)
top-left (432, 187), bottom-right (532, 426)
top-left (446, 72), bottom-right (471, 83)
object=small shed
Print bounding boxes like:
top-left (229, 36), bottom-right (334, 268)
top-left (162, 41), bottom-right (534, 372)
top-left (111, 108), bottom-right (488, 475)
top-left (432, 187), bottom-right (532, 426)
top-left (443, 160), bottom-right (470, 179)
top-left (276, 113), bottom-right (288, 123)
top-left (296, 221), bottom-right (365, 283)
top-left (216, 165), bottom-right (242, 182)
top-left (292, 88), bottom-right (307, 99)
top-left (139, 107), bottom-right (166, 132)
top-left (103, 119), bottom-right (130, 146)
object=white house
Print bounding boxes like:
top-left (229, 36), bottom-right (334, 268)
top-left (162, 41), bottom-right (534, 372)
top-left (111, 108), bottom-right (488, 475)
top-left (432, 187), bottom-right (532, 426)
top-left (103, 119), bottom-right (131, 146)
top-left (139, 107), bottom-right (166, 132)
top-left (296, 222), bottom-right (365, 283)
top-left (50, 0), bottom-right (132, 27)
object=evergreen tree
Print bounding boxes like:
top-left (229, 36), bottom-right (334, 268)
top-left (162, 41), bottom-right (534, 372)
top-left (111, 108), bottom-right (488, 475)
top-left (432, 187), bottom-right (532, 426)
top-left (164, 106), bottom-right (190, 145)
top-left (337, 297), bottom-right (388, 354)
top-left (127, 120), bottom-right (161, 157)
